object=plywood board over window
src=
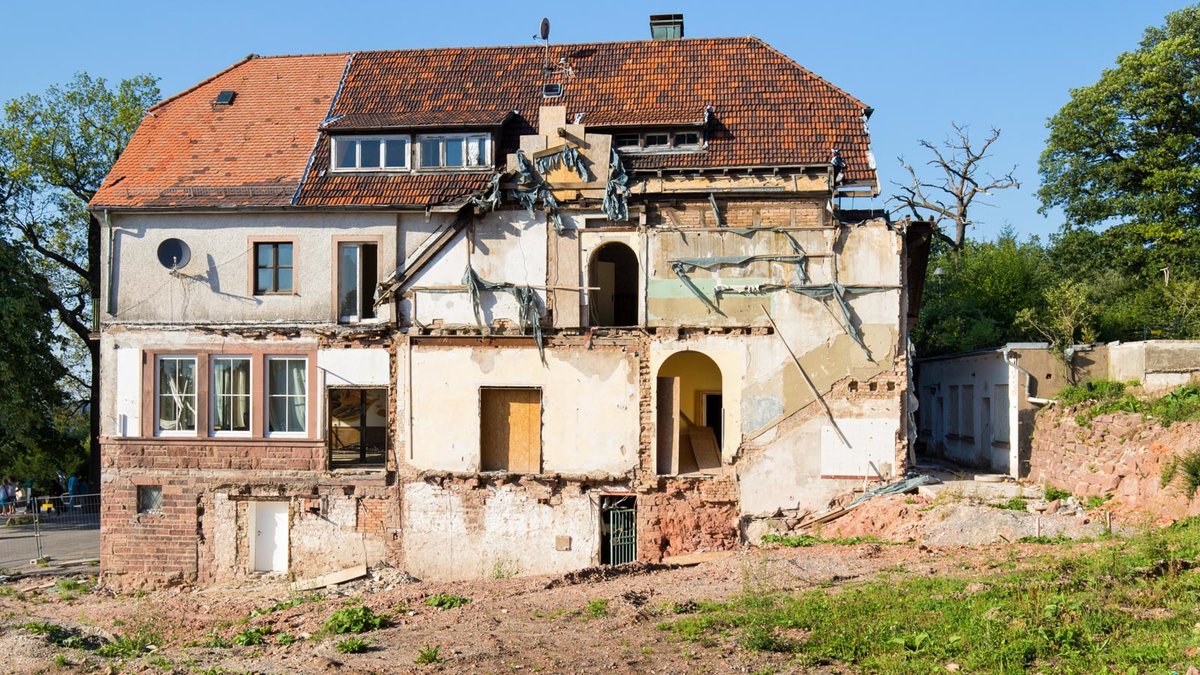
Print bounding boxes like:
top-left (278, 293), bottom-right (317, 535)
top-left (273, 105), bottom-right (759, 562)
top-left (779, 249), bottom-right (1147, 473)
top-left (480, 388), bottom-right (542, 473)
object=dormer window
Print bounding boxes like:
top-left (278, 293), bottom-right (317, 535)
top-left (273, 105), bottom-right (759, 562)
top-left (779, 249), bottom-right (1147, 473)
top-left (610, 130), bottom-right (703, 154)
top-left (417, 133), bottom-right (491, 169)
top-left (331, 135), bottom-right (410, 171)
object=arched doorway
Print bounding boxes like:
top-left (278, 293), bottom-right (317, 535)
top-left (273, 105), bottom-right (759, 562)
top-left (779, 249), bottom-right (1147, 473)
top-left (656, 351), bottom-right (723, 475)
top-left (588, 243), bottom-right (639, 327)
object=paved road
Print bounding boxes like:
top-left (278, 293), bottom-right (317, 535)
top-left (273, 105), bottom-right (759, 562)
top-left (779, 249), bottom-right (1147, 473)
top-left (0, 512), bottom-right (100, 571)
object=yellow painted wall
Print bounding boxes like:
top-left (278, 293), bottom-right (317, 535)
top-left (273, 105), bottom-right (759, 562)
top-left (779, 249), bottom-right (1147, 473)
top-left (658, 351), bottom-right (723, 425)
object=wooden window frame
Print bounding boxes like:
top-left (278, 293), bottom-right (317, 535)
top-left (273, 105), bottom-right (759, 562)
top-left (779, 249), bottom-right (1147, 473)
top-left (249, 238), bottom-right (299, 296)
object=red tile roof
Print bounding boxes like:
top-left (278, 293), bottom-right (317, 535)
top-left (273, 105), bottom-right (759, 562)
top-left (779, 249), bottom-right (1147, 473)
top-left (92, 54), bottom-right (349, 208)
top-left (93, 37), bottom-right (875, 210)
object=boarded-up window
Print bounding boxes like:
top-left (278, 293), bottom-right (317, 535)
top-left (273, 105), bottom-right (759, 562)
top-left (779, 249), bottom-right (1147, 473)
top-left (480, 388), bottom-right (542, 473)
top-left (961, 385), bottom-right (975, 438)
top-left (948, 386), bottom-right (960, 435)
top-left (993, 384), bottom-right (1010, 443)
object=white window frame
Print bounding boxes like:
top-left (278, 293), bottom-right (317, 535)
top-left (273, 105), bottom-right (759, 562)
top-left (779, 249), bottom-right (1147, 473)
top-left (337, 242), bottom-right (380, 324)
top-left (612, 130), bottom-right (703, 153)
top-left (266, 356), bottom-right (308, 437)
top-left (416, 133), bottom-right (491, 170)
top-left (330, 135), bottom-right (411, 172)
top-left (156, 355), bottom-right (198, 437)
top-left (210, 355), bottom-right (253, 437)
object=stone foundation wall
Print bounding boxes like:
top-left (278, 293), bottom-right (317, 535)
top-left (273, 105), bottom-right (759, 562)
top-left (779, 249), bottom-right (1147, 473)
top-left (637, 475), bottom-right (740, 560)
top-left (1029, 407), bottom-right (1200, 525)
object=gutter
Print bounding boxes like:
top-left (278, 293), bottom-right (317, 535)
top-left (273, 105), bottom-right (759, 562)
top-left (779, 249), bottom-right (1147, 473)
top-left (1002, 346), bottom-right (1053, 406)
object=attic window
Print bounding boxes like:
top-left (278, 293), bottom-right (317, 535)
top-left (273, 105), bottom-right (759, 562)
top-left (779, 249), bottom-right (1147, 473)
top-left (417, 133), bottom-right (490, 170)
top-left (214, 90), bottom-right (236, 106)
top-left (331, 135), bottom-right (410, 172)
top-left (613, 130), bottom-right (703, 153)
top-left (542, 83), bottom-right (563, 98)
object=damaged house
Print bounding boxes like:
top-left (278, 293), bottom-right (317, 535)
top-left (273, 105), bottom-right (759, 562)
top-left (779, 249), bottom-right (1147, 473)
top-left (92, 17), bottom-right (930, 588)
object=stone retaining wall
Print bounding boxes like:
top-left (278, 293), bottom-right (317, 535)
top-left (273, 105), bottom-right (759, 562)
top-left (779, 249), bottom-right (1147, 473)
top-left (1029, 407), bottom-right (1200, 525)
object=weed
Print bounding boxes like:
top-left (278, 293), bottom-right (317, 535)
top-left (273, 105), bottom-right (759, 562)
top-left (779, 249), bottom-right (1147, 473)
top-left (231, 626), bottom-right (268, 646)
top-left (201, 628), bottom-right (231, 648)
top-left (148, 654), bottom-right (173, 670)
top-left (96, 624), bottom-right (161, 658)
top-left (1162, 447), bottom-right (1200, 498)
top-left (275, 632), bottom-right (297, 646)
top-left (1043, 485), bottom-right (1071, 502)
top-left (489, 558), bottom-right (520, 579)
top-left (1057, 379), bottom-right (1129, 407)
top-left (250, 593), bottom-right (321, 617)
top-left (0, 586), bottom-right (26, 600)
top-left (52, 654), bottom-right (68, 667)
top-left (337, 637), bottom-right (370, 654)
top-left (324, 605), bottom-right (387, 634)
top-left (416, 644), bottom-right (443, 665)
top-left (741, 624), bottom-right (793, 652)
top-left (425, 594), bottom-right (471, 610)
top-left (1083, 494), bottom-right (1111, 509)
top-left (991, 497), bottom-right (1028, 511)
top-left (586, 599), bottom-right (609, 618)
top-left (24, 621), bottom-right (99, 650)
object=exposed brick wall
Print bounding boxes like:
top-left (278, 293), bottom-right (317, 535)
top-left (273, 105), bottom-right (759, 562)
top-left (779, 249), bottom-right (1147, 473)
top-left (645, 198), bottom-right (827, 229)
top-left (638, 476), bottom-right (740, 561)
top-left (101, 475), bottom-right (200, 589)
top-left (104, 440), bottom-right (324, 472)
top-left (1029, 407), bottom-right (1200, 524)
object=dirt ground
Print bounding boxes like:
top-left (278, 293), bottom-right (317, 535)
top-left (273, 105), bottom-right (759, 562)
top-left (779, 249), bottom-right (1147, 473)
top-left (0, 539), bottom-right (1067, 675)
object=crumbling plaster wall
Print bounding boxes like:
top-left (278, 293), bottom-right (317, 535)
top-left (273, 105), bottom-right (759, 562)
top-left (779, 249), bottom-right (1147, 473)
top-left (402, 343), bottom-right (640, 474)
top-left (104, 211), bottom-right (398, 324)
top-left (399, 210), bottom-right (547, 327)
top-left (400, 479), bottom-right (603, 580)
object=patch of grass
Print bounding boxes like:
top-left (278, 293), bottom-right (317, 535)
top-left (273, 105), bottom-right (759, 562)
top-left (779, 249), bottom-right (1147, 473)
top-left (1018, 534), bottom-right (1072, 544)
top-left (231, 626), bottom-right (268, 646)
top-left (250, 592), bottom-right (321, 617)
top-left (991, 497), bottom-right (1028, 511)
top-left (199, 628), bottom-right (231, 648)
top-left (586, 599), bottom-right (609, 618)
top-left (425, 593), bottom-right (471, 610)
top-left (760, 534), bottom-right (883, 547)
top-left (24, 621), bottom-right (98, 650)
top-left (415, 644), bottom-right (443, 665)
top-left (336, 637), bottom-right (370, 654)
top-left (1058, 379), bottom-right (1130, 407)
top-left (275, 632), bottom-right (297, 646)
top-left (96, 624), bottom-right (161, 658)
top-left (324, 605), bottom-right (387, 634)
top-left (1083, 494), bottom-right (1112, 509)
top-left (0, 586), bottom-right (26, 600)
top-left (1162, 447), bottom-right (1200, 498)
top-left (666, 517), bottom-right (1200, 672)
top-left (148, 654), bottom-right (173, 670)
top-left (52, 653), bottom-right (68, 667)
top-left (1062, 381), bottom-right (1200, 427)
top-left (1043, 485), bottom-right (1071, 502)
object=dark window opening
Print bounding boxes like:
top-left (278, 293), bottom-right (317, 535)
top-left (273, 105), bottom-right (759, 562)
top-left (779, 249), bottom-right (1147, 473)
top-left (254, 242), bottom-right (294, 294)
top-left (588, 243), bottom-right (639, 327)
top-left (338, 243), bottom-right (378, 322)
top-left (137, 485), bottom-right (163, 514)
top-left (600, 495), bottom-right (637, 565)
top-left (328, 388), bottom-right (388, 468)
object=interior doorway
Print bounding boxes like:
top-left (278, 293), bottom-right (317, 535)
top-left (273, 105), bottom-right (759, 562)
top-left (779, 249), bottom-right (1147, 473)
top-left (588, 243), bottom-right (638, 327)
top-left (656, 351), bottom-right (723, 475)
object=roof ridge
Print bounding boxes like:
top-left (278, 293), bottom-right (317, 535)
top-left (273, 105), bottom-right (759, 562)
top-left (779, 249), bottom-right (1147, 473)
top-left (270, 35), bottom-right (757, 59)
top-left (147, 55), bottom-right (256, 113)
top-left (744, 36), bottom-right (870, 111)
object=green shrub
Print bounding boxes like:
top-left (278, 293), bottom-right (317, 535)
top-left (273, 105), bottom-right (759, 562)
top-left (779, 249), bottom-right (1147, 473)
top-left (415, 644), bottom-right (443, 664)
top-left (1147, 384), bottom-right (1200, 426)
top-left (324, 605), bottom-right (387, 634)
top-left (275, 633), bottom-right (297, 646)
top-left (336, 637), bottom-right (370, 654)
top-left (1057, 379), bottom-right (1129, 406)
top-left (586, 599), bottom-right (609, 618)
top-left (425, 594), bottom-right (470, 610)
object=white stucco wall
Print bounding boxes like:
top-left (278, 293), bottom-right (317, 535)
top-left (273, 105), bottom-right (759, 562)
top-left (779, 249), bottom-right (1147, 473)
top-left (318, 348), bottom-right (391, 386)
top-left (103, 211), bottom-right (398, 324)
top-left (404, 344), bottom-right (639, 474)
top-left (401, 482), bottom-right (600, 580)
top-left (917, 351), bottom-right (1013, 472)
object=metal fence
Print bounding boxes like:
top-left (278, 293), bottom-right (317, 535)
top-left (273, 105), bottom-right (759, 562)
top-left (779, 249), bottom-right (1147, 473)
top-left (0, 493), bottom-right (100, 569)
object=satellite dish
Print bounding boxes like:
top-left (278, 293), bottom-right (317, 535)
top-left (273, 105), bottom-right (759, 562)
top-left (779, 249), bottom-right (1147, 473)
top-left (540, 18), bottom-right (550, 41)
top-left (157, 238), bottom-right (191, 270)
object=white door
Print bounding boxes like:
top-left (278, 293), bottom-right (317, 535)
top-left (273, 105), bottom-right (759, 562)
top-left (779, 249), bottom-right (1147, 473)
top-left (253, 501), bottom-right (289, 572)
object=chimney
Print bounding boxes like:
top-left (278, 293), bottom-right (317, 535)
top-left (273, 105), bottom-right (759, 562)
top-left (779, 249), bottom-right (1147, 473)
top-left (649, 14), bottom-right (684, 40)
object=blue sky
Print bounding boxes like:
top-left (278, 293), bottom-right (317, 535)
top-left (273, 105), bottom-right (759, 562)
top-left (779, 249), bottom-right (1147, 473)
top-left (1, 0), bottom-right (1190, 240)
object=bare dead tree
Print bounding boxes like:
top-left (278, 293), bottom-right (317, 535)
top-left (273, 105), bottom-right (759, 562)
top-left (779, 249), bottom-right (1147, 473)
top-left (890, 123), bottom-right (1020, 249)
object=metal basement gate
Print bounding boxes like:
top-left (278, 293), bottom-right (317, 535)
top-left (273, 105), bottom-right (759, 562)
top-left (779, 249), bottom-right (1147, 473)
top-left (601, 495), bottom-right (637, 565)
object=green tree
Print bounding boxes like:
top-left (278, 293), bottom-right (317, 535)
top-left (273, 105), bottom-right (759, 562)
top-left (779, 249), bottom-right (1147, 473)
top-left (914, 228), bottom-right (1050, 356)
top-left (1016, 279), bottom-right (1100, 379)
top-left (0, 72), bottom-right (160, 486)
top-left (1039, 5), bottom-right (1200, 275)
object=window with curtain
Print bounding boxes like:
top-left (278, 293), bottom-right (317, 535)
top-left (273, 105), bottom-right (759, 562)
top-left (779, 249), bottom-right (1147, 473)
top-left (157, 356), bottom-right (197, 434)
top-left (212, 357), bottom-right (251, 433)
top-left (267, 357), bottom-right (307, 434)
